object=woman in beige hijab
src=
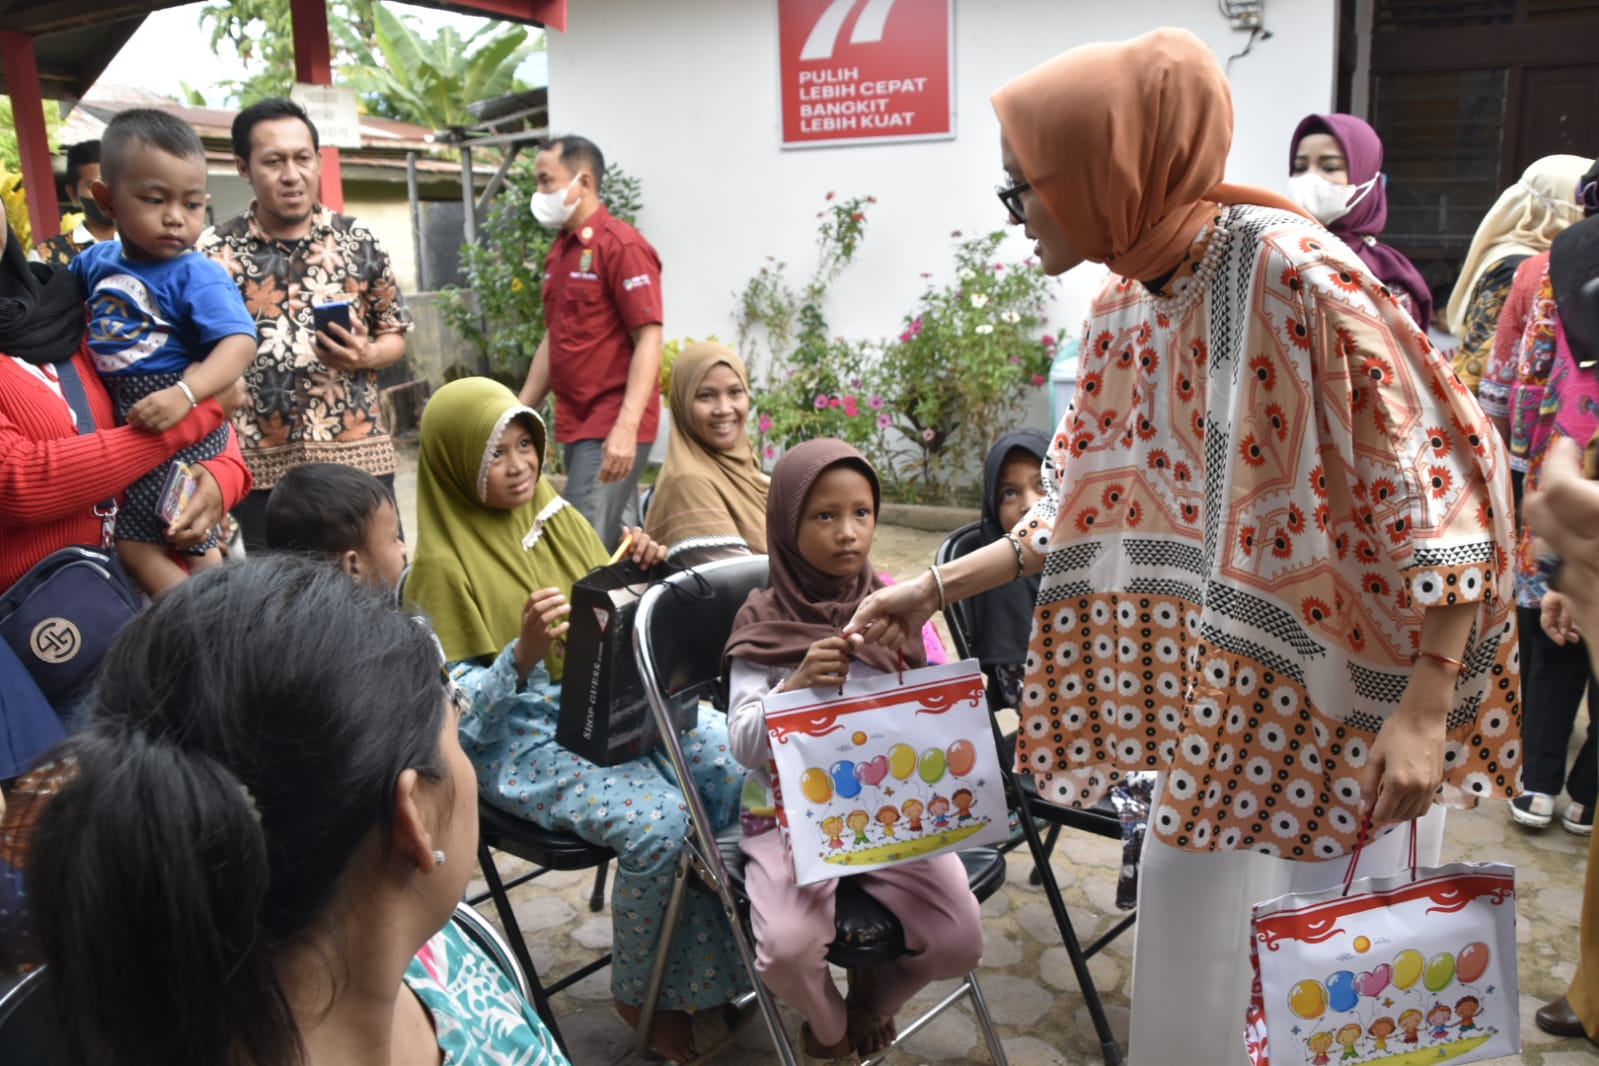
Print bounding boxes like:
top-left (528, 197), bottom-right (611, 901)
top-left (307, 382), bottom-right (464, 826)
top-left (849, 27), bottom-right (1518, 1062)
top-left (644, 342), bottom-right (769, 560)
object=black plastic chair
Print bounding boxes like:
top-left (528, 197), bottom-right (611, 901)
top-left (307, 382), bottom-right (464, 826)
top-left (470, 803), bottom-right (614, 1057)
top-left (633, 555), bottom-right (1010, 1066)
top-left (937, 521), bottom-right (1130, 1066)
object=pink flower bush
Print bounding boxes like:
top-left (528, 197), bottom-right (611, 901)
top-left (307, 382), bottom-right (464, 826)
top-left (1031, 373), bottom-right (1047, 386)
top-left (827, 395), bottom-right (841, 409)
top-left (758, 413), bottom-right (774, 433)
top-left (841, 396), bottom-right (859, 417)
top-left (922, 427), bottom-right (936, 442)
top-left (814, 393), bottom-right (829, 410)
top-left (868, 395), bottom-right (885, 410)
top-left (877, 413), bottom-right (893, 428)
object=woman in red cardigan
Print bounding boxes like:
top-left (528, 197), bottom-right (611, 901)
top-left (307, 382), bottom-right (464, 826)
top-left (0, 219), bottom-right (251, 593)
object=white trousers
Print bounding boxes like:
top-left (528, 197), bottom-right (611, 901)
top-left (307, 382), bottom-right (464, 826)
top-left (1126, 782), bottom-right (1446, 1065)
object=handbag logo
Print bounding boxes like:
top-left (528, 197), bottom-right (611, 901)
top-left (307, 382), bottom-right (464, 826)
top-left (30, 617), bottom-right (82, 664)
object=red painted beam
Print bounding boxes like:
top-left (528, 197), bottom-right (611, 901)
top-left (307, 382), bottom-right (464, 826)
top-left (288, 0), bottom-right (344, 212)
top-left (445, 0), bottom-right (567, 31)
top-left (0, 31), bottom-right (61, 244)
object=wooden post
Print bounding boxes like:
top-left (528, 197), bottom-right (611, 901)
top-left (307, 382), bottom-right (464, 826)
top-left (0, 31), bottom-right (61, 243)
top-left (288, 0), bottom-right (344, 212)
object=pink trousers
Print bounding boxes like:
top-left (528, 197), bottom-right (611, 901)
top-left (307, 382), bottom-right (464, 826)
top-left (739, 828), bottom-right (984, 1046)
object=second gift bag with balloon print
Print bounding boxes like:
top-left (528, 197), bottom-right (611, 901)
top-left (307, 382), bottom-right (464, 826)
top-left (1243, 822), bottom-right (1519, 1066)
top-left (762, 657), bottom-right (1010, 885)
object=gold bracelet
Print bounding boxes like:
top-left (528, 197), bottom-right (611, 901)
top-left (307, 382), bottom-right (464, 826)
top-left (1005, 532), bottom-right (1027, 578)
top-left (1415, 650), bottom-right (1464, 673)
top-left (929, 564), bottom-right (947, 612)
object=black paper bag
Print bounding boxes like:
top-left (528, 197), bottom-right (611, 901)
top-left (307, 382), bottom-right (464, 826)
top-left (557, 560), bottom-right (698, 766)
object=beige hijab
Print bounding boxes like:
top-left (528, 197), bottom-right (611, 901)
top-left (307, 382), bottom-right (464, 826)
top-left (1444, 153), bottom-right (1588, 333)
top-left (644, 342), bottom-right (770, 551)
top-left (992, 27), bottom-right (1311, 281)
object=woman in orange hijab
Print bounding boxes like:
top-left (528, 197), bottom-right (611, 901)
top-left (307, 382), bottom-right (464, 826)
top-left (849, 28), bottom-right (1519, 1061)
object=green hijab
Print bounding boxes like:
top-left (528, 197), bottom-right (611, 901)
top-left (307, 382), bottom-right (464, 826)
top-left (405, 377), bottom-right (607, 677)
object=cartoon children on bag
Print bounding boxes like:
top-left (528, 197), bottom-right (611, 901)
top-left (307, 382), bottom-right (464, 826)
top-left (1366, 1016), bottom-right (1396, 1052)
top-left (1398, 1008), bottom-right (1423, 1044)
top-left (822, 815), bottom-right (845, 850)
top-left (902, 797), bottom-right (925, 833)
top-left (1335, 1023), bottom-right (1361, 1061)
top-left (876, 805), bottom-right (899, 839)
top-left (1306, 1031), bottom-right (1334, 1065)
top-left (1427, 1003), bottom-right (1452, 1040)
top-left (1455, 995), bottom-right (1481, 1033)
top-left (847, 809), bottom-right (871, 846)
top-left (953, 787), bottom-right (976, 823)
top-left (929, 795), bottom-right (952, 830)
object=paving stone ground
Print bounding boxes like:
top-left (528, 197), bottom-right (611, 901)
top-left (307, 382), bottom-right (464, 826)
top-left (394, 444), bottom-right (1593, 1065)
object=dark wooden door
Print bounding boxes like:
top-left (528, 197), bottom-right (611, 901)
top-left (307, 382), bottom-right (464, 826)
top-left (1511, 64), bottom-right (1599, 179)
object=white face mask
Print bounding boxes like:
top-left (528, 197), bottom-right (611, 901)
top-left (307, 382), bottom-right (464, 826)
top-left (1288, 171), bottom-right (1378, 225)
top-left (530, 176), bottom-right (580, 229)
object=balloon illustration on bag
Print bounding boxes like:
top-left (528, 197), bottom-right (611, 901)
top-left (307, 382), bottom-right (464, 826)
top-left (919, 747), bottom-right (947, 784)
top-left (1354, 963), bottom-right (1391, 998)
top-left (800, 767), bottom-right (832, 804)
top-left (1288, 978), bottom-right (1328, 1020)
top-left (1393, 948), bottom-right (1424, 990)
top-left (888, 743), bottom-right (917, 781)
top-left (1325, 969), bottom-right (1359, 1013)
top-left (859, 754), bottom-right (889, 787)
top-left (1423, 951), bottom-right (1456, 993)
top-left (851, 731), bottom-right (868, 746)
top-left (947, 738), bottom-right (977, 777)
top-left (830, 760), bottom-right (862, 799)
top-left (1457, 941), bottom-right (1491, 984)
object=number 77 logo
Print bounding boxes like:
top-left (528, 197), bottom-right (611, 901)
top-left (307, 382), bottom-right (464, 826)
top-left (800, 0), bottom-right (899, 61)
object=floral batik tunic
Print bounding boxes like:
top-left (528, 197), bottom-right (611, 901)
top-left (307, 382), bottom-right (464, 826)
top-left (1013, 204), bottom-right (1520, 861)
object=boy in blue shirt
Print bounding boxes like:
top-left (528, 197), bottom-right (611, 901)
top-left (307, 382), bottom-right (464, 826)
top-left (71, 109), bottom-right (257, 594)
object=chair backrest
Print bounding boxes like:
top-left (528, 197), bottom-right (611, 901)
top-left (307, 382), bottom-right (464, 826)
top-left (935, 520), bottom-right (987, 662)
top-left (450, 901), bottom-right (533, 1004)
top-left (634, 554), bottom-right (770, 712)
top-left (0, 967), bottom-right (48, 1064)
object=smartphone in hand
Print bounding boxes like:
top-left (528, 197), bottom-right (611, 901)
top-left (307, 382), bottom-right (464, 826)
top-left (312, 301), bottom-right (352, 347)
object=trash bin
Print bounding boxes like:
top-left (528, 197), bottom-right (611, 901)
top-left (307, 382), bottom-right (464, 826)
top-left (1049, 338), bottom-right (1080, 429)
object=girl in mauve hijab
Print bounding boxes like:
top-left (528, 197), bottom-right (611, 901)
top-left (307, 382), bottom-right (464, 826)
top-left (848, 27), bottom-right (1518, 1062)
top-left (722, 439), bottom-right (982, 1064)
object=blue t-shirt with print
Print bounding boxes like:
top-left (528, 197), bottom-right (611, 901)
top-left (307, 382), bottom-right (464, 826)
top-left (70, 240), bottom-right (256, 377)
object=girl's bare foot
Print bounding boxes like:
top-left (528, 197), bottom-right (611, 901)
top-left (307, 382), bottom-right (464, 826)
top-left (615, 999), bottom-right (698, 1063)
top-left (845, 970), bottom-right (897, 1055)
top-left (800, 1020), bottom-right (856, 1063)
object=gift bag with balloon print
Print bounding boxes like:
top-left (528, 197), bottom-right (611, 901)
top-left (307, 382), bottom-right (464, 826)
top-left (763, 657), bottom-right (1010, 886)
top-left (1244, 824), bottom-right (1518, 1066)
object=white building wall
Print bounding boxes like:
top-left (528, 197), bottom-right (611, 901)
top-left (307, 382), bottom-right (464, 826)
top-left (547, 0), bottom-right (1338, 379)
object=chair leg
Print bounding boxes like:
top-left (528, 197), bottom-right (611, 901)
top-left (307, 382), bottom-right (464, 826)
top-left (476, 842), bottom-right (570, 1057)
top-left (633, 852), bottom-right (695, 1058)
top-left (589, 857), bottom-right (611, 912)
top-left (965, 971), bottom-right (1010, 1065)
top-left (1012, 796), bottom-right (1123, 1065)
top-left (1028, 823), bottom-right (1062, 886)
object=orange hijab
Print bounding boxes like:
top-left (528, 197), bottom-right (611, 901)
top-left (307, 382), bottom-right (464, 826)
top-left (992, 27), bottom-right (1311, 281)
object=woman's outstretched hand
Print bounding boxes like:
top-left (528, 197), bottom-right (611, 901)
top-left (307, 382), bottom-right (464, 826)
top-left (844, 570), bottom-right (938, 651)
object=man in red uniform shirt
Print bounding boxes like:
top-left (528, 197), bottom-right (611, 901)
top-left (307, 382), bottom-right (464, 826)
top-left (518, 135), bottom-right (662, 550)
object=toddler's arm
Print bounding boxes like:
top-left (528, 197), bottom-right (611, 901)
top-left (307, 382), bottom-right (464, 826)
top-left (126, 334), bottom-right (256, 432)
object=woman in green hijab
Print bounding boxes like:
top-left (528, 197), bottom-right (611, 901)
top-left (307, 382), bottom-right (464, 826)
top-left (405, 378), bottom-right (748, 1062)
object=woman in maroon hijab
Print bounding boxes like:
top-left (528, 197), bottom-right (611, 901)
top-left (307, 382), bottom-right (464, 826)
top-left (1289, 113), bottom-right (1435, 329)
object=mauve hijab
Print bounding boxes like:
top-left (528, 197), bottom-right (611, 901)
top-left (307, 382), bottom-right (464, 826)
top-left (1289, 113), bottom-right (1435, 328)
top-left (723, 439), bottom-right (925, 675)
top-left (991, 27), bottom-right (1310, 282)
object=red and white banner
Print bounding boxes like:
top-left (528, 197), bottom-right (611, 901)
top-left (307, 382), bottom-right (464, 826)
top-left (777, 0), bottom-right (955, 148)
